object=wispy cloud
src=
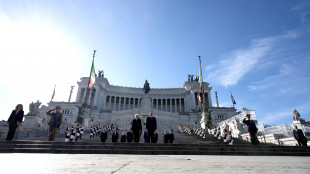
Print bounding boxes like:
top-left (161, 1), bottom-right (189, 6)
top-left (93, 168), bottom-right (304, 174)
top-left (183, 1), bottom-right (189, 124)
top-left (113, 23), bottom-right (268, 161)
top-left (248, 61), bottom-right (310, 97)
top-left (259, 102), bottom-right (310, 124)
top-left (206, 32), bottom-right (298, 87)
top-left (291, 1), bottom-right (310, 23)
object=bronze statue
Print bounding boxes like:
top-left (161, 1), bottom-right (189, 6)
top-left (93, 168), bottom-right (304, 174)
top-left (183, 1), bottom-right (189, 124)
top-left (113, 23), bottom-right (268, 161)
top-left (143, 80), bottom-right (150, 94)
top-left (98, 70), bottom-right (104, 78)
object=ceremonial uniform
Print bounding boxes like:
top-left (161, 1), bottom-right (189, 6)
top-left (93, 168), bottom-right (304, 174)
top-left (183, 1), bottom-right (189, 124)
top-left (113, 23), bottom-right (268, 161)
top-left (70, 126), bottom-right (76, 142)
top-left (65, 127), bottom-right (70, 142)
top-left (46, 107), bottom-right (62, 141)
top-left (243, 118), bottom-right (259, 145)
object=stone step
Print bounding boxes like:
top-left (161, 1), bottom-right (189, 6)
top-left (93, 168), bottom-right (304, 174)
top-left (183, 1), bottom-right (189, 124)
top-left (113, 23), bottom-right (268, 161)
top-left (0, 140), bottom-right (309, 156)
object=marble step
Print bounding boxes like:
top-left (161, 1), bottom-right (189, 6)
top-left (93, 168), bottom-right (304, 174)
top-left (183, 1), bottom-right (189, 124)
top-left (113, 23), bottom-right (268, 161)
top-left (0, 141), bottom-right (309, 156)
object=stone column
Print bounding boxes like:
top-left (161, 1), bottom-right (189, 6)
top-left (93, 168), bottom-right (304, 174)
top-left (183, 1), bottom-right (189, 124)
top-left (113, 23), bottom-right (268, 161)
top-left (93, 89), bottom-right (99, 107)
top-left (165, 99), bottom-right (168, 112)
top-left (118, 97), bottom-right (121, 111)
top-left (108, 95), bottom-right (112, 110)
top-left (174, 98), bottom-right (177, 113)
top-left (138, 97), bottom-right (140, 109)
top-left (130, 98), bottom-right (133, 110)
top-left (103, 95), bottom-right (106, 110)
top-left (113, 96), bottom-right (116, 111)
top-left (156, 98), bottom-right (158, 110)
top-left (179, 98), bottom-right (182, 112)
top-left (170, 99), bottom-right (173, 112)
top-left (123, 97), bottom-right (126, 110)
top-left (161, 98), bottom-right (163, 111)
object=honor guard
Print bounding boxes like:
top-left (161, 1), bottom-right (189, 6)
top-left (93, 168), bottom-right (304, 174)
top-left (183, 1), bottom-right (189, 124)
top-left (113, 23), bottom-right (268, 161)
top-left (46, 106), bottom-right (63, 141)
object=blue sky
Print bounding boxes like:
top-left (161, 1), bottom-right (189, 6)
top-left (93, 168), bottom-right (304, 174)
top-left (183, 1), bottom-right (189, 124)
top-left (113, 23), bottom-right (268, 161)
top-left (0, 0), bottom-right (309, 125)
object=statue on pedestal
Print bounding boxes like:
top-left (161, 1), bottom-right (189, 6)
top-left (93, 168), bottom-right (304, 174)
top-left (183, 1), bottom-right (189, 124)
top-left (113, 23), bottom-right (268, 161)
top-left (143, 80), bottom-right (150, 94)
top-left (98, 70), bottom-right (104, 78)
top-left (292, 109), bottom-right (300, 122)
top-left (34, 100), bottom-right (41, 115)
top-left (27, 102), bottom-right (35, 115)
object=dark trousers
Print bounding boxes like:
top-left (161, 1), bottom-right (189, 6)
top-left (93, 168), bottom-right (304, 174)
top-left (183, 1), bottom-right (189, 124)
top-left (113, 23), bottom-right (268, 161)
top-left (296, 139), bottom-right (302, 146)
top-left (133, 131), bottom-right (140, 143)
top-left (148, 129), bottom-right (156, 143)
top-left (6, 123), bottom-right (18, 140)
top-left (248, 131), bottom-right (259, 145)
top-left (48, 126), bottom-right (56, 141)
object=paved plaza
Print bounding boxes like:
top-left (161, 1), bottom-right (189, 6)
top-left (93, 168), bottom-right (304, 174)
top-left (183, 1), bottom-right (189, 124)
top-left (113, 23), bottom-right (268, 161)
top-left (1, 154), bottom-right (310, 174)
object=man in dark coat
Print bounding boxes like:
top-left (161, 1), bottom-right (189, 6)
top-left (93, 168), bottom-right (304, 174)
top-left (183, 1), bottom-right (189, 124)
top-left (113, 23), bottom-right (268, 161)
top-left (146, 112), bottom-right (157, 143)
top-left (112, 129), bottom-right (119, 142)
top-left (293, 125), bottom-right (307, 146)
top-left (169, 129), bottom-right (174, 143)
top-left (6, 104), bottom-right (24, 140)
top-left (100, 128), bottom-right (108, 142)
top-left (243, 114), bottom-right (259, 145)
top-left (46, 106), bottom-right (63, 141)
top-left (131, 114), bottom-right (142, 143)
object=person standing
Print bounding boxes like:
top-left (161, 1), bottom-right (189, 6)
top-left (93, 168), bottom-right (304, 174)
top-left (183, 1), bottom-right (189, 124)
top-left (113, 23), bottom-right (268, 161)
top-left (293, 125), bottom-right (307, 146)
top-left (6, 104), bottom-right (24, 140)
top-left (146, 112), bottom-right (157, 143)
top-left (243, 114), bottom-right (259, 145)
top-left (46, 106), bottom-right (63, 141)
top-left (126, 128), bottom-right (133, 143)
top-left (112, 129), bottom-right (119, 142)
top-left (163, 130), bottom-right (170, 143)
top-left (120, 132), bottom-right (126, 143)
top-left (169, 129), bottom-right (174, 143)
top-left (144, 129), bottom-right (149, 143)
top-left (131, 114), bottom-right (142, 143)
top-left (100, 128), bottom-right (108, 142)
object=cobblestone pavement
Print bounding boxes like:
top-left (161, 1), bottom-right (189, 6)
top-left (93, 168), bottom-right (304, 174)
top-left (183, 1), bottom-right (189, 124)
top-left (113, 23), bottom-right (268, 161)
top-left (1, 154), bottom-right (310, 174)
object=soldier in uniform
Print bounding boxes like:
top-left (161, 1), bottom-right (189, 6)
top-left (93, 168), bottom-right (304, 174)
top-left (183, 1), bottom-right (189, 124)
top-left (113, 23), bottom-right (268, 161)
top-left (243, 114), bottom-right (259, 145)
top-left (46, 106), bottom-right (63, 141)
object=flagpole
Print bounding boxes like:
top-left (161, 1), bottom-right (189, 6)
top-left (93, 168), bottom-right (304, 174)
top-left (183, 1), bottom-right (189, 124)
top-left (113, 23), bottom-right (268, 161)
top-left (83, 50), bottom-right (97, 106)
top-left (198, 56), bottom-right (206, 109)
top-left (51, 84), bottom-right (56, 101)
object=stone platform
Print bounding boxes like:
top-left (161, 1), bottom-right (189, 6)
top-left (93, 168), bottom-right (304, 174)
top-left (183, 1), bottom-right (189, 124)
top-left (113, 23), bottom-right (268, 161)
top-left (0, 132), bottom-right (309, 156)
top-left (1, 154), bottom-right (310, 174)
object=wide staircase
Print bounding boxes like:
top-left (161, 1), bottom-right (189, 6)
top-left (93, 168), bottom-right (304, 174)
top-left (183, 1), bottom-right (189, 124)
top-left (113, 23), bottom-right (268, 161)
top-left (1, 130), bottom-right (310, 155)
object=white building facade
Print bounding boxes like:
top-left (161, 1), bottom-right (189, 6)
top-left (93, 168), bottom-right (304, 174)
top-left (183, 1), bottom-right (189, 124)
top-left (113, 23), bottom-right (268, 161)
top-left (41, 75), bottom-right (238, 131)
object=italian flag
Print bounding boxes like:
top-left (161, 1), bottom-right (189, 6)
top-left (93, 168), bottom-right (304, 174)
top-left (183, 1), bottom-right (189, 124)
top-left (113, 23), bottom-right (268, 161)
top-left (88, 59), bottom-right (96, 88)
top-left (231, 92), bottom-right (236, 105)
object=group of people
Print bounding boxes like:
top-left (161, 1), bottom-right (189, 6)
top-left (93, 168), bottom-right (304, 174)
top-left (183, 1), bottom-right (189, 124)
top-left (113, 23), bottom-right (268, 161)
top-left (213, 126), bottom-right (234, 145)
top-left (4, 104), bottom-right (307, 147)
top-left (131, 112), bottom-right (158, 143)
top-left (64, 124), bottom-right (84, 142)
top-left (193, 126), bottom-right (206, 140)
top-left (89, 123), bottom-right (102, 139)
top-left (177, 124), bottom-right (192, 135)
top-left (163, 129), bottom-right (174, 143)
